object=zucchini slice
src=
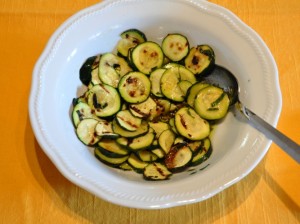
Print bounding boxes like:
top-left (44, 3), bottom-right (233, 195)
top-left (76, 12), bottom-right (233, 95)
top-left (112, 118), bottom-right (149, 138)
top-left (164, 143), bottom-right (193, 172)
top-left (129, 96), bottom-right (157, 118)
top-left (149, 68), bottom-right (166, 97)
top-left (116, 110), bottom-right (142, 131)
top-left (127, 153), bottom-right (149, 173)
top-left (116, 128), bottom-right (155, 151)
top-left (148, 98), bottom-right (172, 121)
top-left (94, 147), bottom-right (129, 167)
top-left (158, 129), bottom-right (176, 154)
top-left (186, 82), bottom-right (209, 107)
top-left (88, 65), bottom-right (102, 89)
top-left (131, 41), bottom-right (164, 75)
top-left (191, 138), bottom-right (212, 166)
top-left (72, 102), bottom-right (98, 127)
top-left (187, 140), bottom-right (203, 155)
top-left (118, 72), bottom-right (151, 103)
top-left (76, 118), bottom-right (101, 146)
top-left (98, 53), bottom-right (132, 88)
top-left (118, 162), bottom-right (133, 171)
top-left (194, 86), bottom-right (230, 120)
top-left (174, 107), bottom-right (210, 140)
top-left (117, 29), bottom-right (147, 58)
top-left (184, 45), bottom-right (215, 76)
top-left (136, 150), bottom-right (158, 162)
top-left (79, 55), bottom-right (99, 86)
top-left (161, 33), bottom-right (189, 62)
top-left (87, 84), bottom-right (121, 117)
top-left (160, 64), bottom-right (196, 102)
top-left (98, 139), bottom-right (129, 158)
top-left (148, 121), bottom-right (170, 138)
top-left (143, 162), bottom-right (172, 181)
top-left (168, 118), bottom-right (178, 134)
top-left (95, 120), bottom-right (119, 138)
top-left (151, 148), bottom-right (165, 159)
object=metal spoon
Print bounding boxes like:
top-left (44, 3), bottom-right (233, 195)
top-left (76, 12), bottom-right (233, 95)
top-left (199, 65), bottom-right (300, 163)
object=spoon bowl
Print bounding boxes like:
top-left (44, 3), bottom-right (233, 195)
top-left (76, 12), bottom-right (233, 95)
top-left (200, 65), bottom-right (300, 163)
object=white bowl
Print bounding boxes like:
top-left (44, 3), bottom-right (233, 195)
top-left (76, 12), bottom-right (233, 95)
top-left (29, 0), bottom-right (281, 209)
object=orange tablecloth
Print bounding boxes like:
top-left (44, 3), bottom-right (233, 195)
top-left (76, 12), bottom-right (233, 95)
top-left (0, 0), bottom-right (299, 223)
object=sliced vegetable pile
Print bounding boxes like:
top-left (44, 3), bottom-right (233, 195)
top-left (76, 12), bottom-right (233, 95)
top-left (72, 29), bottom-right (230, 180)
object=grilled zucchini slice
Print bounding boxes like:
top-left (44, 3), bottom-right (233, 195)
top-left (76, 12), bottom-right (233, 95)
top-left (116, 128), bottom-right (155, 151)
top-left (94, 147), bottom-right (129, 167)
top-left (174, 107), bottom-right (210, 141)
top-left (131, 41), bottom-right (164, 75)
top-left (118, 71), bottom-right (151, 103)
top-left (162, 33), bottom-right (189, 62)
top-left (98, 53), bottom-right (132, 88)
top-left (194, 85), bottom-right (230, 120)
top-left (127, 154), bottom-right (149, 173)
top-left (72, 102), bottom-right (98, 127)
top-left (117, 29), bottom-right (147, 57)
top-left (160, 64), bottom-right (196, 102)
top-left (98, 139), bottom-right (129, 158)
top-left (143, 163), bottom-right (172, 180)
top-left (112, 119), bottom-right (149, 138)
top-left (191, 138), bottom-right (212, 166)
top-left (116, 110), bottom-right (142, 131)
top-left (79, 55), bottom-right (99, 86)
top-left (87, 84), bottom-right (121, 117)
top-left (164, 143), bottom-right (193, 172)
top-left (158, 129), bottom-right (176, 154)
top-left (129, 96), bottom-right (157, 119)
top-left (186, 82), bottom-right (209, 107)
top-left (76, 118), bottom-right (101, 146)
top-left (149, 68), bottom-right (166, 97)
top-left (95, 120), bottom-right (119, 138)
top-left (184, 44), bottom-right (215, 76)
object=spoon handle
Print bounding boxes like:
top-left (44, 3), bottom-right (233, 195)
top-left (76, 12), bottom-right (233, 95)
top-left (238, 103), bottom-right (300, 163)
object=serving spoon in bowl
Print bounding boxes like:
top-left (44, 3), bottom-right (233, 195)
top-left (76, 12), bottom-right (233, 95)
top-left (199, 65), bottom-right (300, 163)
